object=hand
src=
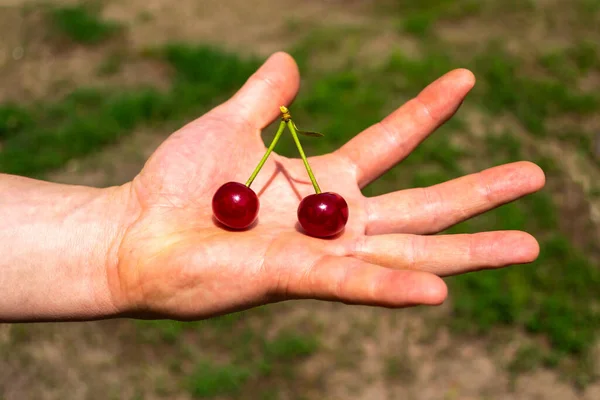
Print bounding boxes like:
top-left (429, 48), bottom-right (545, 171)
top-left (108, 53), bottom-right (544, 320)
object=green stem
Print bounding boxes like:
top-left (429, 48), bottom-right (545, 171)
top-left (286, 119), bottom-right (322, 194)
top-left (245, 121), bottom-right (286, 187)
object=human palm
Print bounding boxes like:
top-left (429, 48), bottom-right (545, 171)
top-left (110, 53), bottom-right (544, 319)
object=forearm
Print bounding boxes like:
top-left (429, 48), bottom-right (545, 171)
top-left (0, 174), bottom-right (136, 322)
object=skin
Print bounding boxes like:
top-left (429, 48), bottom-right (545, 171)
top-left (0, 52), bottom-right (545, 322)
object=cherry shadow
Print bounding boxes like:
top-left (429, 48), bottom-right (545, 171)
top-left (294, 221), bottom-right (346, 240)
top-left (255, 160), bottom-right (303, 202)
top-left (211, 215), bottom-right (259, 231)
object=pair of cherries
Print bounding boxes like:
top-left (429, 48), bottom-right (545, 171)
top-left (212, 106), bottom-right (348, 238)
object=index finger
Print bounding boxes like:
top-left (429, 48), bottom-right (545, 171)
top-left (336, 69), bottom-right (476, 187)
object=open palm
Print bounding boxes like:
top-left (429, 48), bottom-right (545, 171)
top-left (110, 53), bottom-right (544, 320)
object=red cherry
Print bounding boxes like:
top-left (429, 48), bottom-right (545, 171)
top-left (297, 192), bottom-right (349, 237)
top-left (212, 182), bottom-right (259, 229)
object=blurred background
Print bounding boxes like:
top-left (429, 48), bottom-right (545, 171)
top-left (1, 0), bottom-right (599, 399)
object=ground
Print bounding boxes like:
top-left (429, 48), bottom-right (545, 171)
top-left (1, 0), bottom-right (600, 399)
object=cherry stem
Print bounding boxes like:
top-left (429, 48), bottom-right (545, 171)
top-left (245, 121), bottom-right (286, 187)
top-left (286, 119), bottom-right (322, 194)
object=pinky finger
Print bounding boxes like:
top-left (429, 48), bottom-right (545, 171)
top-left (273, 256), bottom-right (448, 307)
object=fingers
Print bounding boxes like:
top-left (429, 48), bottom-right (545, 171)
top-left (366, 161), bottom-right (546, 235)
top-left (217, 52), bottom-right (300, 130)
top-left (336, 69), bottom-right (476, 187)
top-left (354, 231), bottom-right (540, 277)
top-left (275, 256), bottom-right (447, 307)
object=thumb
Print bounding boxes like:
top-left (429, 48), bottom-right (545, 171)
top-left (217, 52), bottom-right (300, 131)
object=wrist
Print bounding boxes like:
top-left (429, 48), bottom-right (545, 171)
top-left (0, 176), bottom-right (141, 321)
top-left (85, 183), bottom-right (142, 319)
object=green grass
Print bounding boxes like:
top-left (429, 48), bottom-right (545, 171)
top-left (137, 10), bottom-right (155, 23)
top-left (507, 343), bottom-right (553, 389)
top-left (473, 46), bottom-right (599, 137)
top-left (134, 309), bottom-right (321, 396)
top-left (384, 333), bottom-right (416, 385)
top-left (0, 88), bottom-right (169, 176)
top-left (569, 41), bottom-right (600, 73)
top-left (385, 355), bottom-right (416, 384)
top-left (538, 41), bottom-right (600, 82)
top-left (97, 52), bottom-right (126, 76)
top-left (291, 71), bottom-right (387, 152)
top-left (264, 331), bottom-right (320, 361)
top-left (538, 51), bottom-right (579, 82)
top-left (135, 311), bottom-right (248, 344)
top-left (49, 5), bottom-right (122, 45)
top-left (380, 38), bottom-right (599, 140)
top-left (186, 360), bottom-right (250, 398)
top-left (0, 45), bottom-right (259, 177)
top-left (4, 0), bottom-right (600, 388)
top-left (0, 105), bottom-right (32, 139)
top-left (484, 130), bottom-right (523, 163)
top-left (382, 0), bottom-right (483, 37)
top-left (578, 0), bottom-right (600, 14)
top-left (182, 327), bottom-right (319, 397)
top-left (402, 14), bottom-right (436, 36)
top-left (135, 320), bottom-right (191, 344)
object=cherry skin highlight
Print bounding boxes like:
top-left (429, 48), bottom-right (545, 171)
top-left (297, 192), bottom-right (349, 238)
top-left (212, 182), bottom-right (259, 229)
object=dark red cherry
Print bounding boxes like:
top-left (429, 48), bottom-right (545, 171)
top-left (297, 192), bottom-right (349, 238)
top-left (212, 182), bottom-right (259, 229)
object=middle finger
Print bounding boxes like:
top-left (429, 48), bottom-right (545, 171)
top-left (366, 162), bottom-right (545, 235)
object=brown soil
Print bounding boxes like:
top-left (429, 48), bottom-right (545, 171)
top-left (0, 3), bottom-right (169, 103)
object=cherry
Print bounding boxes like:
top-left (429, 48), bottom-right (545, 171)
top-left (212, 105), bottom-right (351, 236)
top-left (298, 192), bottom-right (349, 237)
top-left (212, 182), bottom-right (259, 229)
top-left (280, 106), bottom-right (350, 238)
top-left (212, 113), bottom-right (288, 230)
